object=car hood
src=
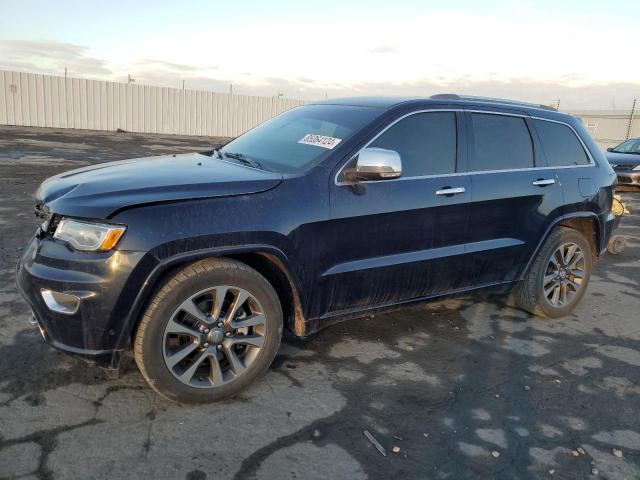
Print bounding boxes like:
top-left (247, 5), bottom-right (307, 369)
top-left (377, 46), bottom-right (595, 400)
top-left (605, 151), bottom-right (640, 167)
top-left (36, 153), bottom-right (283, 219)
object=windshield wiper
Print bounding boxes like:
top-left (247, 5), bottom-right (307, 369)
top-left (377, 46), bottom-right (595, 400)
top-left (200, 148), bottom-right (224, 159)
top-left (221, 151), bottom-right (265, 170)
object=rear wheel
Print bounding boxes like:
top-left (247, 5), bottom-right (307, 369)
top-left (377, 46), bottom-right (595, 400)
top-left (514, 227), bottom-right (593, 318)
top-left (134, 258), bottom-right (282, 404)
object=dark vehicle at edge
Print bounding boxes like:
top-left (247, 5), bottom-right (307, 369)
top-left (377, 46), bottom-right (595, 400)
top-left (17, 94), bottom-right (617, 403)
top-left (605, 137), bottom-right (640, 187)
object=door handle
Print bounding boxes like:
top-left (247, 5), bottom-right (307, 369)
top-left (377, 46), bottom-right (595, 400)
top-left (533, 178), bottom-right (556, 186)
top-left (435, 187), bottom-right (466, 196)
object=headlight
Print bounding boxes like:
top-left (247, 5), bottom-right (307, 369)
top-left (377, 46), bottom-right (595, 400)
top-left (53, 218), bottom-right (126, 251)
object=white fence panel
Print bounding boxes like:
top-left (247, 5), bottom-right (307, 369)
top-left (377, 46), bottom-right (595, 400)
top-left (0, 69), bottom-right (307, 137)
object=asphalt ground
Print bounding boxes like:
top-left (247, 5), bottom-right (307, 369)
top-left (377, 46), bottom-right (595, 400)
top-left (0, 126), bottom-right (639, 480)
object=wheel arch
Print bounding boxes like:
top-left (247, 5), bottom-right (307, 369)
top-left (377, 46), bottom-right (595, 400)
top-left (518, 212), bottom-right (601, 281)
top-left (558, 216), bottom-right (600, 261)
top-left (126, 245), bottom-right (307, 346)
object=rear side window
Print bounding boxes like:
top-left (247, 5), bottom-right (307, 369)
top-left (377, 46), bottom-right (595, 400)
top-left (369, 112), bottom-right (457, 177)
top-left (469, 113), bottom-right (534, 171)
top-left (534, 120), bottom-right (590, 166)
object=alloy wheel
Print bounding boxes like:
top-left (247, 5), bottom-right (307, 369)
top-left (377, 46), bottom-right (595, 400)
top-left (162, 286), bottom-right (266, 388)
top-left (542, 242), bottom-right (586, 308)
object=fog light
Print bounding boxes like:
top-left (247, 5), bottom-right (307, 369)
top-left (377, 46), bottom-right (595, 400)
top-left (41, 289), bottom-right (80, 314)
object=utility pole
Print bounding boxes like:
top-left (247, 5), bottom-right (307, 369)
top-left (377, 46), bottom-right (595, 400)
top-left (626, 98), bottom-right (636, 140)
top-left (229, 83), bottom-right (233, 96)
top-left (64, 67), bottom-right (67, 79)
top-left (182, 79), bottom-right (185, 90)
top-left (127, 74), bottom-right (135, 84)
top-left (555, 99), bottom-right (560, 110)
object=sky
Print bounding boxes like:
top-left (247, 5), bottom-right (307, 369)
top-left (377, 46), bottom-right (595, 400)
top-left (0, 0), bottom-right (638, 109)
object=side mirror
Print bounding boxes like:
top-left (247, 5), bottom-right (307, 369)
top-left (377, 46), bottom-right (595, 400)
top-left (606, 147), bottom-right (614, 152)
top-left (345, 147), bottom-right (402, 182)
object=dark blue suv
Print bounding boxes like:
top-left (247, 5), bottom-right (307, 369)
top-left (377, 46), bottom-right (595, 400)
top-left (17, 95), bottom-right (617, 403)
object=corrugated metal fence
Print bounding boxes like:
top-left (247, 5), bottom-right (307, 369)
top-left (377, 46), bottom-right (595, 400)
top-left (566, 110), bottom-right (640, 150)
top-left (1, 70), bottom-right (638, 149)
top-left (0, 70), bottom-right (307, 137)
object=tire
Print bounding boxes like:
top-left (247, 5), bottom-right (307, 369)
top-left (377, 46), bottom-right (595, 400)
top-left (134, 258), bottom-right (283, 404)
top-left (513, 226), bottom-right (593, 318)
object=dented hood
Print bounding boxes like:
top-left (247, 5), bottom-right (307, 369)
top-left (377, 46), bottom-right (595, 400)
top-left (36, 153), bottom-right (283, 219)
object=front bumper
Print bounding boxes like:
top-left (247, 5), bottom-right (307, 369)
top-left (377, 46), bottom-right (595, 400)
top-left (614, 169), bottom-right (640, 186)
top-left (16, 235), bottom-right (149, 366)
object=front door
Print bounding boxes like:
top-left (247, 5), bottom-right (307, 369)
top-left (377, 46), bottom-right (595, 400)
top-left (312, 110), bottom-right (471, 318)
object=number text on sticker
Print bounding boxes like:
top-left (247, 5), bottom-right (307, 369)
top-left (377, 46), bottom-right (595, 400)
top-left (298, 134), bottom-right (342, 149)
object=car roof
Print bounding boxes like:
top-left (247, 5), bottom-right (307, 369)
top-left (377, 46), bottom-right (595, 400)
top-left (312, 94), bottom-right (558, 115)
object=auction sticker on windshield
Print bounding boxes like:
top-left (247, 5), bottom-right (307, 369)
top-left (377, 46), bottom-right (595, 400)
top-left (298, 134), bottom-right (342, 149)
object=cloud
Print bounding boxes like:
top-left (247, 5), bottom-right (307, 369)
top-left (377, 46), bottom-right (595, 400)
top-left (368, 45), bottom-right (400, 54)
top-left (0, 40), bottom-right (638, 109)
top-left (135, 59), bottom-right (218, 72)
top-left (0, 40), bottom-right (111, 76)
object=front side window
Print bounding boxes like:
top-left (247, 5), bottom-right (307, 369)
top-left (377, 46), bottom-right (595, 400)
top-left (368, 112), bottom-right (457, 177)
top-left (534, 120), bottom-right (590, 166)
top-left (219, 104), bottom-right (383, 173)
top-left (469, 113), bottom-right (534, 171)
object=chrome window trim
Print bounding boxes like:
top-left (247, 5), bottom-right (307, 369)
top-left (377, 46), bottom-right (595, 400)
top-left (334, 108), bottom-right (595, 186)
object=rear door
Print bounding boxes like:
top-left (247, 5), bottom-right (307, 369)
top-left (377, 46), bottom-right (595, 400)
top-left (313, 110), bottom-right (470, 318)
top-left (530, 118), bottom-right (596, 217)
top-left (463, 109), bottom-right (564, 286)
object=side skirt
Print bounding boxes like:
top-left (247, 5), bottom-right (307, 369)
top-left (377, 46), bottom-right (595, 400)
top-left (300, 280), bottom-right (515, 336)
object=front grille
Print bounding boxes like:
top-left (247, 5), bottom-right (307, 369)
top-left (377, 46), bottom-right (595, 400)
top-left (46, 215), bottom-right (61, 236)
top-left (33, 201), bottom-right (59, 237)
top-left (614, 164), bottom-right (637, 171)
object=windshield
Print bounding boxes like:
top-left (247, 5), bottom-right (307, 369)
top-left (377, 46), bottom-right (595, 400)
top-left (612, 138), bottom-right (640, 154)
top-left (218, 104), bottom-right (384, 173)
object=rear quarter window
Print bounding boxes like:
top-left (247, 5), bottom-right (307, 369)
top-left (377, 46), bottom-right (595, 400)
top-left (533, 119), bottom-right (590, 166)
top-left (469, 113), bottom-right (534, 171)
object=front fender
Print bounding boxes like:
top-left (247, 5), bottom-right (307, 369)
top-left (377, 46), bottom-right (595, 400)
top-left (115, 243), bottom-right (302, 349)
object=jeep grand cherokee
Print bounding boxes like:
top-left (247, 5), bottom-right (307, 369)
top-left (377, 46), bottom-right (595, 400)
top-left (17, 95), bottom-right (617, 403)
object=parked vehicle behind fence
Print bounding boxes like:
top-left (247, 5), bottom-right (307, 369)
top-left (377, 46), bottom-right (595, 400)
top-left (605, 137), bottom-right (640, 187)
top-left (17, 95), bottom-right (618, 403)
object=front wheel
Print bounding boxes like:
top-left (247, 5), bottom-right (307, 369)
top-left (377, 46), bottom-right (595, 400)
top-left (134, 258), bottom-right (283, 404)
top-left (513, 227), bottom-right (593, 318)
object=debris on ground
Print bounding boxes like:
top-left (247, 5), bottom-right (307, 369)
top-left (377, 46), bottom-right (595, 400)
top-left (312, 429), bottom-right (321, 438)
top-left (572, 450), bottom-right (579, 457)
top-left (423, 433), bottom-right (430, 438)
top-left (549, 468), bottom-right (555, 475)
top-left (591, 467), bottom-right (599, 476)
top-left (393, 435), bottom-right (403, 441)
top-left (491, 451), bottom-right (500, 458)
top-left (523, 385), bottom-right (531, 391)
top-left (552, 379), bottom-right (562, 384)
top-left (392, 446), bottom-right (401, 454)
top-left (577, 447), bottom-right (585, 455)
top-left (612, 448), bottom-right (623, 458)
top-left (364, 430), bottom-right (387, 457)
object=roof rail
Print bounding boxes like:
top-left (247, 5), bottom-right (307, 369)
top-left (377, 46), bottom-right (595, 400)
top-left (430, 94), bottom-right (557, 111)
